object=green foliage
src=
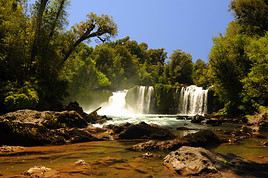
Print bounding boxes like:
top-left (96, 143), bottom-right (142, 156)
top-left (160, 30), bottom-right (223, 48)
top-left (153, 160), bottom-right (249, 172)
top-left (192, 59), bottom-right (210, 87)
top-left (0, 0), bottom-right (118, 112)
top-left (1, 81), bottom-right (39, 112)
top-left (242, 33), bottom-right (268, 105)
top-left (209, 31), bottom-right (251, 115)
top-left (208, 0), bottom-right (268, 116)
top-left (154, 84), bottom-right (181, 114)
top-left (230, 0), bottom-right (268, 35)
top-left (3, 0), bottom-right (266, 118)
top-left (166, 50), bottom-right (193, 85)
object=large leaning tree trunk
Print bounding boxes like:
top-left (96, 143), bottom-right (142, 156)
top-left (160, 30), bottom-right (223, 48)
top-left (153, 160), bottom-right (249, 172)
top-left (61, 13), bottom-right (117, 66)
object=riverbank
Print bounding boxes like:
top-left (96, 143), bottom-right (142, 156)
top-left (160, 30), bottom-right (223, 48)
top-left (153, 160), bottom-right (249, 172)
top-left (0, 107), bottom-right (267, 177)
top-left (0, 135), bottom-right (267, 177)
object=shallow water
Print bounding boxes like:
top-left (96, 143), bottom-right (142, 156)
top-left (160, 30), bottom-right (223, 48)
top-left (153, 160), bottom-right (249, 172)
top-left (0, 141), bottom-right (173, 177)
top-left (1, 115), bottom-right (268, 177)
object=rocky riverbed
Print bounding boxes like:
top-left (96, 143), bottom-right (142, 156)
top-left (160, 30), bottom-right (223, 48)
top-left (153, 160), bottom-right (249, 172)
top-left (0, 106), bottom-right (268, 177)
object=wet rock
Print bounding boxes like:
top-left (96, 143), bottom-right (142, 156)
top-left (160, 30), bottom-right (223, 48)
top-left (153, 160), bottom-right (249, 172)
top-left (24, 166), bottom-right (59, 177)
top-left (228, 138), bottom-right (240, 144)
top-left (0, 110), bottom-right (102, 146)
top-left (62, 128), bottom-right (101, 143)
top-left (44, 111), bottom-right (88, 129)
top-left (0, 146), bottom-right (24, 153)
top-left (163, 146), bottom-right (268, 177)
top-left (0, 109), bottom-right (88, 129)
top-left (183, 129), bottom-right (221, 147)
top-left (105, 123), bottom-right (132, 134)
top-left (263, 140), bottom-right (268, 146)
top-left (75, 159), bottom-right (88, 166)
top-left (190, 115), bottom-right (206, 123)
top-left (176, 127), bottom-right (199, 131)
top-left (0, 119), bottom-right (66, 146)
top-left (132, 130), bottom-right (222, 151)
top-left (117, 122), bottom-right (175, 140)
top-left (65, 101), bottom-right (84, 116)
top-left (142, 152), bottom-right (162, 159)
top-left (64, 102), bottom-right (113, 125)
top-left (202, 119), bottom-right (223, 126)
top-left (163, 146), bottom-right (218, 176)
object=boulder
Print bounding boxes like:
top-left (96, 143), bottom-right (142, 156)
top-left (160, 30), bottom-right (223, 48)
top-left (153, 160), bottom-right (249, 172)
top-left (190, 115), bottom-right (206, 123)
top-left (75, 159), bottom-right (89, 166)
top-left (163, 146), bottom-right (218, 176)
top-left (0, 146), bottom-right (24, 153)
top-left (163, 146), bottom-right (268, 177)
top-left (0, 110), bottom-right (102, 146)
top-left (0, 119), bottom-right (66, 146)
top-left (114, 122), bottom-right (175, 140)
top-left (0, 109), bottom-right (88, 129)
top-left (131, 130), bottom-right (222, 151)
top-left (202, 119), bottom-right (223, 126)
top-left (183, 129), bottom-right (221, 147)
top-left (24, 166), bottom-right (59, 177)
top-left (65, 102), bottom-right (112, 124)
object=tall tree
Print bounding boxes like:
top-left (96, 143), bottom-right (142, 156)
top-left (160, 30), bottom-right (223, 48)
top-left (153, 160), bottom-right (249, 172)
top-left (166, 50), bottom-right (193, 84)
top-left (230, 0), bottom-right (268, 35)
top-left (242, 33), bottom-right (268, 106)
top-left (62, 13), bottom-right (117, 65)
top-left (192, 59), bottom-right (210, 87)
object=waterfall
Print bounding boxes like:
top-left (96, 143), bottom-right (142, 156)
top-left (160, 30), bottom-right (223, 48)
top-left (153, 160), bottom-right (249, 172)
top-left (178, 85), bottom-right (208, 115)
top-left (146, 86), bottom-right (154, 113)
top-left (136, 86), bottom-right (154, 114)
top-left (97, 86), bottom-right (154, 116)
top-left (137, 86), bottom-right (146, 113)
top-left (98, 90), bottom-right (131, 116)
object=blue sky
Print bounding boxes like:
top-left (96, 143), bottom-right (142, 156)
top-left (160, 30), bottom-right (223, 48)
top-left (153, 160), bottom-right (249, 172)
top-left (30, 0), bottom-right (234, 61)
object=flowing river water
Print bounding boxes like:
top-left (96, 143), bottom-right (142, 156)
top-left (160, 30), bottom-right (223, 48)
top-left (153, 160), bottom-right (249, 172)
top-left (0, 86), bottom-right (267, 177)
top-left (0, 115), bottom-right (267, 177)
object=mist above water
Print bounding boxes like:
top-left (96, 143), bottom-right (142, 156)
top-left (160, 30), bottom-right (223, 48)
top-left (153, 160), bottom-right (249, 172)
top-left (97, 86), bottom-right (154, 117)
top-left (94, 85), bottom-right (209, 127)
top-left (97, 90), bottom-right (134, 117)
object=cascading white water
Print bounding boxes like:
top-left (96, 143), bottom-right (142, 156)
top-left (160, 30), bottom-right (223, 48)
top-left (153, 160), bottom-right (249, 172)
top-left (97, 86), bottom-right (154, 116)
top-left (146, 86), bottom-right (154, 113)
top-left (136, 86), bottom-right (154, 114)
top-left (137, 86), bottom-right (146, 113)
top-left (97, 90), bottom-right (132, 116)
top-left (178, 85), bottom-right (208, 115)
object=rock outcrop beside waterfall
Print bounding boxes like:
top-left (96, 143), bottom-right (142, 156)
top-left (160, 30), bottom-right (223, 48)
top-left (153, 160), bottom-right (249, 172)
top-left (0, 108), bottom-right (111, 146)
top-left (0, 109), bottom-right (176, 146)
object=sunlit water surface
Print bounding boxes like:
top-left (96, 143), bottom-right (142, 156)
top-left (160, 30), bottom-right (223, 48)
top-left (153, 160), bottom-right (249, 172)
top-left (0, 115), bottom-right (267, 177)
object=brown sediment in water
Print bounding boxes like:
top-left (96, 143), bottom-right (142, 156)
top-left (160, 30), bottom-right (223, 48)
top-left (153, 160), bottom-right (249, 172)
top-left (0, 135), bottom-right (267, 177)
top-left (0, 126), bottom-right (267, 177)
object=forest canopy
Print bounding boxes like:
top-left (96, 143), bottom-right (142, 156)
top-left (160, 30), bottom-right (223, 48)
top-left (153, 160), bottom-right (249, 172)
top-left (0, 0), bottom-right (267, 117)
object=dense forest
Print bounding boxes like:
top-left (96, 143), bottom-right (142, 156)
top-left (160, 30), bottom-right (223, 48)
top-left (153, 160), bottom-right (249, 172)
top-left (0, 0), bottom-right (267, 117)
